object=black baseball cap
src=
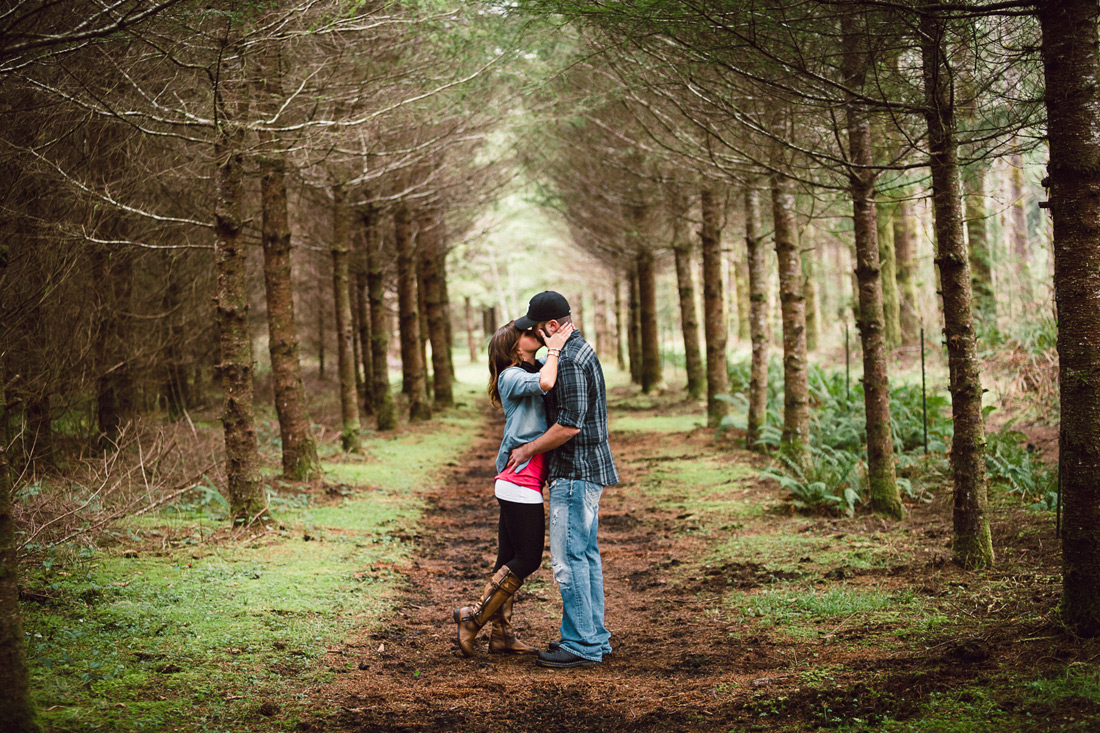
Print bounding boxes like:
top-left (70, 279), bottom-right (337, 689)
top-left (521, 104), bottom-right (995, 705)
top-left (514, 291), bottom-right (570, 331)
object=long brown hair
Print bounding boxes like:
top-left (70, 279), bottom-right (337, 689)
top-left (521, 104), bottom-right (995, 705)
top-left (488, 321), bottom-right (523, 408)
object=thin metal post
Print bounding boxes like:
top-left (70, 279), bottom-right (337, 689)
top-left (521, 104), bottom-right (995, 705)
top-left (921, 324), bottom-right (927, 454)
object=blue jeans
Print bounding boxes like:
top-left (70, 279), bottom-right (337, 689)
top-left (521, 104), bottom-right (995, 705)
top-left (548, 478), bottom-right (611, 661)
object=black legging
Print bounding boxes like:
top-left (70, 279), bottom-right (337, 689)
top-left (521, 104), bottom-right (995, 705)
top-left (493, 499), bottom-right (545, 580)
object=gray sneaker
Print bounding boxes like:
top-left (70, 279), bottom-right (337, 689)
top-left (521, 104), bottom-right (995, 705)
top-left (536, 647), bottom-right (599, 668)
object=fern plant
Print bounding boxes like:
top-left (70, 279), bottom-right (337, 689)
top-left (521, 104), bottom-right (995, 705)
top-left (761, 445), bottom-right (865, 516)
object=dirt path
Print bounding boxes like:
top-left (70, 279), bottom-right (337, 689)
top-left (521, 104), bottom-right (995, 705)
top-left (301, 395), bottom-right (1098, 732)
top-left (304, 402), bottom-right (782, 732)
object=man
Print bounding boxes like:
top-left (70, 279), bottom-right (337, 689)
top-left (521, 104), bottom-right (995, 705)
top-left (507, 291), bottom-right (619, 669)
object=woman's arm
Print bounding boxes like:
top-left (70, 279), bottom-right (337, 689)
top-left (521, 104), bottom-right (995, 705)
top-left (538, 323), bottom-right (574, 391)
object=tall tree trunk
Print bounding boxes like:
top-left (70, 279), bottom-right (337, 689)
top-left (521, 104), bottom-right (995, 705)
top-left (700, 187), bottom-right (729, 427)
top-left (842, 11), bottom-right (904, 519)
top-left (593, 293), bottom-right (609, 357)
top-left (1039, 0), bottom-right (1100, 636)
top-left (921, 5), bottom-right (994, 561)
top-left (351, 279), bottom-right (366, 406)
top-left (92, 240), bottom-right (133, 447)
top-left (395, 202), bottom-right (431, 421)
top-left (257, 101), bottom-right (320, 481)
top-left (439, 256), bottom-right (455, 380)
top-left (363, 209), bottom-right (396, 430)
top-left (465, 297), bottom-right (478, 362)
top-left (627, 264), bottom-right (642, 385)
top-left (735, 246), bottom-right (751, 343)
top-left (745, 184), bottom-right (769, 449)
top-left (771, 173), bottom-right (810, 457)
top-left (416, 265), bottom-right (431, 402)
top-left (417, 212), bottom-right (453, 408)
top-left (353, 247), bottom-right (374, 419)
top-left (876, 201), bottom-right (903, 349)
top-left (1008, 153), bottom-right (1031, 313)
top-left (573, 292), bottom-right (586, 335)
top-left (894, 197), bottom-right (921, 345)
top-left (317, 293), bottom-right (325, 381)
top-left (802, 225), bottom-right (821, 352)
top-left (964, 166), bottom-right (996, 324)
top-left (213, 36), bottom-right (265, 522)
top-left (673, 236), bottom-right (705, 400)
top-left (331, 184), bottom-right (362, 452)
top-left (0, 261), bottom-right (42, 733)
top-left (637, 248), bottom-right (662, 393)
top-left (163, 267), bottom-right (190, 418)
top-left (615, 277), bottom-right (627, 371)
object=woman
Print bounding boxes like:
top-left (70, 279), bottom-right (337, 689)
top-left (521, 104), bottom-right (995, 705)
top-left (453, 319), bottom-right (574, 656)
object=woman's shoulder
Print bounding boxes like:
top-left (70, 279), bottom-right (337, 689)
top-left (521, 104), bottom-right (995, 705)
top-left (498, 365), bottom-right (535, 384)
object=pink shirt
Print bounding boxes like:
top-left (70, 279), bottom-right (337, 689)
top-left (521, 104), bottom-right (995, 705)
top-left (495, 452), bottom-right (546, 491)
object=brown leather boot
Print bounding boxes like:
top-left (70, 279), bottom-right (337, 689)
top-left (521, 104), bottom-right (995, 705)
top-left (453, 566), bottom-right (521, 657)
top-left (489, 596), bottom-right (538, 655)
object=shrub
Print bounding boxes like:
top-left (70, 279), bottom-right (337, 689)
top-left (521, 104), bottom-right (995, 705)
top-left (985, 423), bottom-right (1056, 507)
top-left (760, 445), bottom-right (864, 516)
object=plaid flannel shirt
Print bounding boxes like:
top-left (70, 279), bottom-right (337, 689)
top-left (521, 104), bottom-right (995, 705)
top-left (544, 331), bottom-right (619, 486)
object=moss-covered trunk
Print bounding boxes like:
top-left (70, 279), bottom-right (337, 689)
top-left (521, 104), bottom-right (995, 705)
top-left (363, 209), bottom-right (396, 430)
top-left (745, 184), bottom-right (769, 450)
top-left (921, 5), bottom-right (994, 564)
top-left (842, 11), bottom-right (903, 520)
top-left (0, 250), bottom-right (42, 733)
top-left (258, 125), bottom-right (320, 480)
top-left (213, 35), bottom-right (265, 522)
top-left (417, 212), bottom-right (453, 408)
top-left (331, 184), bottom-right (362, 453)
top-left (701, 187), bottom-right (729, 427)
top-left (771, 173), bottom-right (810, 458)
top-left (672, 233), bottom-right (705, 401)
top-left (395, 202), bottom-right (431, 422)
top-left (1038, 0), bottom-right (1100, 636)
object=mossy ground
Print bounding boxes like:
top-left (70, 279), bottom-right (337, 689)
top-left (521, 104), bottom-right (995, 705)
top-left (608, 380), bottom-right (1098, 732)
top-left (19, 359), bottom-right (1100, 732)
top-left (22, 370), bottom-right (486, 732)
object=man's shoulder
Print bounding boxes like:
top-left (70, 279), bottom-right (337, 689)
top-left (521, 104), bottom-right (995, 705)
top-left (563, 333), bottom-right (597, 361)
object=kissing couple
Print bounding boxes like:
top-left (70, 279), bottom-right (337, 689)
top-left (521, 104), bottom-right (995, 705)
top-left (453, 291), bottom-right (619, 669)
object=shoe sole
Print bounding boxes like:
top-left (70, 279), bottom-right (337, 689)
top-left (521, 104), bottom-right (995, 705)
top-left (535, 658), bottom-right (600, 669)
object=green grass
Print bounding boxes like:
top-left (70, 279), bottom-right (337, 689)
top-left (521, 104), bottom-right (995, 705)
top-left (869, 668), bottom-right (1100, 732)
top-left (729, 585), bottom-right (922, 624)
top-left (24, 381), bottom-right (485, 732)
top-left (611, 413), bottom-right (706, 433)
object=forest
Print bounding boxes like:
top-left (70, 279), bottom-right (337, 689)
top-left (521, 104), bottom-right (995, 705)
top-left (1, 0), bottom-right (1098, 730)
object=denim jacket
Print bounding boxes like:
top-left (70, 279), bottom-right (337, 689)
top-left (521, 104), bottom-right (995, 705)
top-left (495, 364), bottom-right (548, 475)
